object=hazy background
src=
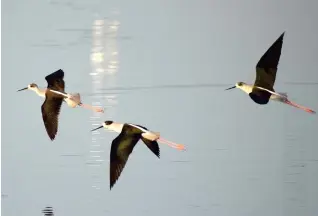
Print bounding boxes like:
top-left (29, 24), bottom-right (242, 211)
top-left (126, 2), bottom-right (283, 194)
top-left (2, 0), bottom-right (318, 215)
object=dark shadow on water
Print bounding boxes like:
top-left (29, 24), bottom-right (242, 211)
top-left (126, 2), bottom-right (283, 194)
top-left (42, 206), bottom-right (54, 216)
top-left (170, 160), bottom-right (191, 163)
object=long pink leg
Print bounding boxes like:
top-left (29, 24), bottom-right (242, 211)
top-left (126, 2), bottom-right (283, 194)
top-left (157, 137), bottom-right (186, 151)
top-left (284, 100), bottom-right (316, 114)
top-left (79, 103), bottom-right (104, 113)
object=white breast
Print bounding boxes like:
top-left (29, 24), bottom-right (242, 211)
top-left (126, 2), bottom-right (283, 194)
top-left (240, 84), bottom-right (253, 94)
top-left (35, 88), bottom-right (47, 98)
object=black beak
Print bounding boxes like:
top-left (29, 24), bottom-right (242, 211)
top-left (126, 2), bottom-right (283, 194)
top-left (17, 87), bottom-right (28, 92)
top-left (91, 126), bottom-right (103, 132)
top-left (225, 86), bottom-right (236, 91)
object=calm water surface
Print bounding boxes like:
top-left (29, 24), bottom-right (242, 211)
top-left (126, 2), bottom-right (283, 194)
top-left (2, 0), bottom-right (318, 216)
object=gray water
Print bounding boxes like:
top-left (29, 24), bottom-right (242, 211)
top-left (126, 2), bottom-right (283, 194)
top-left (2, 0), bottom-right (318, 215)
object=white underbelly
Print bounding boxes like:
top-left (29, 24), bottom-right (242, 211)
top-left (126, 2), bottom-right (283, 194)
top-left (141, 131), bottom-right (160, 141)
top-left (270, 93), bottom-right (287, 102)
top-left (64, 93), bottom-right (81, 108)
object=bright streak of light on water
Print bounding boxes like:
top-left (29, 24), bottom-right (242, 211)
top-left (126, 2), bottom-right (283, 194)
top-left (87, 10), bottom-right (120, 214)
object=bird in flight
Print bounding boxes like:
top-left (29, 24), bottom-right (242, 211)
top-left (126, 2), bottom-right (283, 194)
top-left (225, 32), bottom-right (315, 114)
top-left (91, 120), bottom-right (185, 189)
top-left (18, 69), bottom-right (104, 140)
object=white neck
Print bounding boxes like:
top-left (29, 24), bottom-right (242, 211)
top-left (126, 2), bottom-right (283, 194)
top-left (107, 123), bottom-right (124, 133)
top-left (238, 84), bottom-right (253, 94)
top-left (32, 87), bottom-right (46, 98)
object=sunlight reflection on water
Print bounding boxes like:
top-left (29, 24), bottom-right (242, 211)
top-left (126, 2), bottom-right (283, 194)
top-left (86, 13), bottom-right (120, 211)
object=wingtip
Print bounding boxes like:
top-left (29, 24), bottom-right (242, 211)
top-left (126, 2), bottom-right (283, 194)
top-left (55, 69), bottom-right (64, 74)
top-left (110, 179), bottom-right (116, 190)
top-left (110, 183), bottom-right (114, 190)
top-left (156, 147), bottom-right (160, 158)
top-left (281, 31), bottom-right (286, 38)
top-left (45, 69), bottom-right (65, 82)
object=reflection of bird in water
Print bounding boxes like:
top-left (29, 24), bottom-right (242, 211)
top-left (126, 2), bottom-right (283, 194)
top-left (18, 69), bottom-right (104, 140)
top-left (225, 32), bottom-right (315, 114)
top-left (42, 206), bottom-right (54, 216)
top-left (91, 120), bottom-right (186, 189)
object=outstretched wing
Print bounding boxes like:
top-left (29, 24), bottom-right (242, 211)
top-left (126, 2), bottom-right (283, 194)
top-left (140, 137), bottom-right (160, 158)
top-left (41, 90), bottom-right (63, 141)
top-left (250, 32), bottom-right (285, 104)
top-left (45, 69), bottom-right (65, 92)
top-left (109, 132), bottom-right (140, 190)
top-left (136, 124), bottom-right (160, 158)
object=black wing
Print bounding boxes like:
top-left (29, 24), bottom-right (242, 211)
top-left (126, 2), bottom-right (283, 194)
top-left (136, 124), bottom-right (160, 158)
top-left (45, 69), bottom-right (65, 92)
top-left (250, 32), bottom-right (285, 105)
top-left (110, 132), bottom-right (140, 190)
top-left (140, 137), bottom-right (160, 158)
top-left (41, 90), bottom-right (63, 141)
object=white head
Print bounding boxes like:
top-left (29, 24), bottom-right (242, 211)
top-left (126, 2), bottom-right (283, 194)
top-left (17, 83), bottom-right (39, 92)
top-left (225, 82), bottom-right (247, 91)
top-left (235, 81), bottom-right (247, 89)
top-left (91, 120), bottom-right (114, 132)
top-left (102, 120), bottom-right (114, 129)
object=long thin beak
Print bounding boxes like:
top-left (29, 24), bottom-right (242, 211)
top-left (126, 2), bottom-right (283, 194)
top-left (17, 87), bottom-right (28, 92)
top-left (225, 86), bottom-right (236, 91)
top-left (91, 126), bottom-right (103, 132)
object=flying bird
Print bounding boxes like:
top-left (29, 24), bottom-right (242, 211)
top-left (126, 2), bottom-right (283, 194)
top-left (91, 120), bottom-right (185, 189)
top-left (18, 69), bottom-right (103, 140)
top-left (225, 32), bottom-right (315, 114)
